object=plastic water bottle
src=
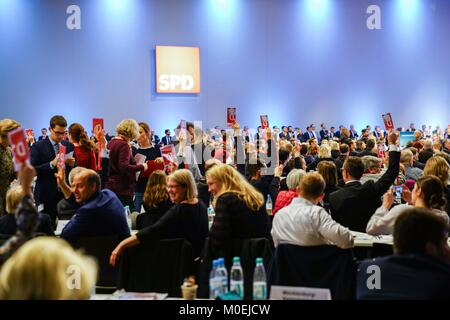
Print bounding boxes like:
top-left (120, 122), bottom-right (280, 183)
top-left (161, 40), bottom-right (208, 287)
top-left (253, 257), bottom-right (267, 300)
top-left (266, 195), bottom-right (273, 216)
top-left (209, 260), bottom-right (220, 299)
top-left (216, 258), bottom-right (229, 294)
top-left (124, 206), bottom-right (132, 231)
top-left (230, 256), bottom-right (244, 299)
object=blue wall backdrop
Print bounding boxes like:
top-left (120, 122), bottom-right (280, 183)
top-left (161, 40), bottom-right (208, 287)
top-left (0, 0), bottom-right (449, 135)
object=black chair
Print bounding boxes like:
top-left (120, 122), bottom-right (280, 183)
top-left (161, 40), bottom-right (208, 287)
top-left (72, 235), bottom-right (120, 293)
top-left (116, 238), bottom-right (195, 297)
top-left (370, 243), bottom-right (393, 258)
top-left (198, 237), bottom-right (273, 299)
top-left (268, 244), bottom-right (356, 300)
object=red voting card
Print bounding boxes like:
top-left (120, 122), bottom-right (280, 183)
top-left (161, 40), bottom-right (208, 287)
top-left (8, 128), bottom-right (29, 170)
top-left (58, 145), bottom-right (66, 169)
top-left (25, 129), bottom-right (32, 137)
top-left (227, 107), bottom-right (237, 127)
top-left (160, 144), bottom-right (177, 165)
top-left (93, 118), bottom-right (104, 133)
top-left (382, 113), bottom-right (394, 131)
top-left (140, 160), bottom-right (165, 178)
top-left (260, 115), bottom-right (269, 129)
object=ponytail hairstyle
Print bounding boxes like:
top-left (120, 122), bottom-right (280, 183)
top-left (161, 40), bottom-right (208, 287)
top-left (415, 175), bottom-right (447, 210)
top-left (69, 123), bottom-right (95, 151)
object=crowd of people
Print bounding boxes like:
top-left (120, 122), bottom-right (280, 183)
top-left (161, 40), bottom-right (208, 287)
top-left (0, 115), bottom-right (449, 299)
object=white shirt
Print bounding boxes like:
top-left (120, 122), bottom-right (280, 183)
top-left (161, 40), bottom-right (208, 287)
top-left (271, 197), bottom-right (354, 249)
top-left (366, 204), bottom-right (449, 236)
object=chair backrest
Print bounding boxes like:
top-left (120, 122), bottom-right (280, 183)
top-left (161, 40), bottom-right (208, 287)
top-left (72, 235), bottom-right (120, 289)
top-left (198, 237), bottom-right (273, 299)
top-left (116, 238), bottom-right (194, 297)
top-left (268, 244), bottom-right (356, 300)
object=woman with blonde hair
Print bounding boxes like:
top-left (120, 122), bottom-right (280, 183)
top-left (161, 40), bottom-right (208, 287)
top-left (424, 155), bottom-right (450, 216)
top-left (106, 119), bottom-right (148, 209)
top-left (0, 237), bottom-right (97, 300)
top-left (110, 169), bottom-right (208, 265)
top-left (136, 170), bottom-right (173, 229)
top-left (0, 185), bottom-right (54, 236)
top-left (0, 118), bottom-right (20, 216)
top-left (206, 164), bottom-right (271, 257)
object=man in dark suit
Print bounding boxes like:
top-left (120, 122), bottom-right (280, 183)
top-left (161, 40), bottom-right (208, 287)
top-left (357, 208), bottom-right (450, 299)
top-left (329, 132), bottom-right (400, 232)
top-left (38, 128), bottom-right (48, 141)
top-left (349, 125), bottom-right (359, 139)
top-left (319, 123), bottom-right (329, 140)
top-left (30, 115), bottom-right (74, 225)
top-left (161, 129), bottom-right (172, 145)
top-left (56, 168), bottom-right (130, 244)
top-left (302, 126), bottom-right (317, 142)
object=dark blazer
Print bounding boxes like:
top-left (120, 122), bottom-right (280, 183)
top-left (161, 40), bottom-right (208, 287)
top-left (209, 192), bottom-right (272, 258)
top-left (30, 138), bottom-right (73, 221)
top-left (60, 189), bottom-right (130, 244)
top-left (319, 130), bottom-right (329, 140)
top-left (0, 213), bottom-right (54, 236)
top-left (329, 150), bottom-right (400, 232)
top-left (358, 150), bottom-right (378, 158)
top-left (357, 254), bottom-right (450, 299)
top-left (138, 199), bottom-right (174, 229)
top-left (161, 135), bottom-right (173, 146)
top-left (302, 131), bottom-right (314, 142)
top-left (136, 202), bottom-right (208, 258)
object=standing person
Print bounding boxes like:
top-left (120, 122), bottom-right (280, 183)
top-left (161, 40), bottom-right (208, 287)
top-left (68, 123), bottom-right (97, 171)
top-left (38, 128), bottom-right (48, 141)
top-left (106, 119), bottom-right (148, 210)
top-left (0, 119), bottom-right (20, 216)
top-left (30, 115), bottom-right (74, 225)
top-left (132, 122), bottom-right (162, 213)
top-left (161, 129), bottom-right (172, 146)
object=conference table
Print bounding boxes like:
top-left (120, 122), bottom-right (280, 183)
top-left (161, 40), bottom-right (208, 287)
top-left (55, 220), bottom-right (138, 237)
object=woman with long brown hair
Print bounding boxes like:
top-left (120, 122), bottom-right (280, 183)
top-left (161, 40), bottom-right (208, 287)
top-left (136, 170), bottom-right (173, 229)
top-left (68, 123), bottom-right (97, 170)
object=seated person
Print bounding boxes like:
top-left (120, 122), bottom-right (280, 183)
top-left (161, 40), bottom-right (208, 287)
top-left (271, 173), bottom-right (353, 249)
top-left (0, 237), bottom-right (97, 299)
top-left (136, 170), bottom-right (173, 229)
top-left (56, 166), bottom-right (86, 220)
top-left (56, 167), bottom-right (130, 244)
top-left (359, 156), bottom-right (384, 184)
top-left (367, 175), bottom-right (449, 235)
top-left (206, 164), bottom-right (272, 258)
top-left (273, 169), bottom-right (306, 215)
top-left (357, 208), bottom-right (450, 299)
top-left (0, 185), bottom-right (53, 236)
top-left (0, 163), bottom-right (42, 264)
top-left (401, 149), bottom-right (423, 181)
top-left (110, 169), bottom-right (208, 265)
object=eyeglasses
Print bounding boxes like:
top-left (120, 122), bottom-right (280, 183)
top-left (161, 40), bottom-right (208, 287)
top-left (52, 129), bottom-right (66, 136)
top-left (167, 184), bottom-right (181, 189)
